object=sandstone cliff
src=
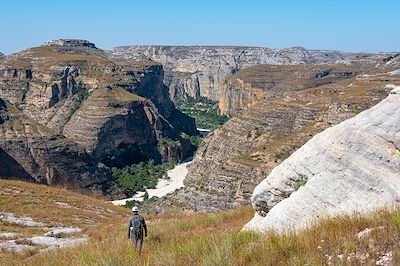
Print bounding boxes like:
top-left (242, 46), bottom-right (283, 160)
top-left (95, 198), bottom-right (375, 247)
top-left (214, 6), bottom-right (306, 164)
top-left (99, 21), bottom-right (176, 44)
top-left (0, 40), bottom-right (196, 194)
top-left (244, 87), bottom-right (400, 233)
top-left (153, 61), bottom-right (400, 212)
top-left (219, 64), bottom-right (356, 117)
top-left (112, 46), bottom-right (351, 103)
top-left (0, 98), bottom-right (110, 193)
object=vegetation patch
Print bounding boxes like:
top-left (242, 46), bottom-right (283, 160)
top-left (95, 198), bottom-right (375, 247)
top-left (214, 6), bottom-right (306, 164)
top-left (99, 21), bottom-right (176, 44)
top-left (76, 88), bottom-right (90, 102)
top-left (112, 160), bottom-right (175, 197)
top-left (157, 138), bottom-right (181, 149)
top-left (383, 53), bottom-right (400, 63)
top-left (181, 132), bottom-right (203, 151)
top-left (175, 96), bottom-right (228, 130)
top-left (124, 194), bottom-right (160, 209)
top-left (294, 176), bottom-right (307, 191)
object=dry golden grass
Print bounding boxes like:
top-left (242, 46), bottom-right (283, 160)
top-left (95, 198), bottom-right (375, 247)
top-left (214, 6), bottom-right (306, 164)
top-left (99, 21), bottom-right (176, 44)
top-left (1, 180), bottom-right (400, 265)
top-left (0, 179), bottom-right (130, 239)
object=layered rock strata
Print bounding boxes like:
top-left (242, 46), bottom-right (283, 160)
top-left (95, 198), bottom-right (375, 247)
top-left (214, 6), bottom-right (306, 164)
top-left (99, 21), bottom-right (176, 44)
top-left (219, 64), bottom-right (356, 117)
top-left (0, 99), bottom-right (110, 193)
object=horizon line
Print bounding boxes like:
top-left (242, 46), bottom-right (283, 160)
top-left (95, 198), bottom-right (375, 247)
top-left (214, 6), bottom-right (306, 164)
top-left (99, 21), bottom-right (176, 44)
top-left (2, 40), bottom-right (399, 56)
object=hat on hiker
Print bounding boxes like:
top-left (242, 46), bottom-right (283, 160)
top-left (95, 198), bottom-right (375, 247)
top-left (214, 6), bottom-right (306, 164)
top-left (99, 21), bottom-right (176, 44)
top-left (132, 206), bottom-right (139, 212)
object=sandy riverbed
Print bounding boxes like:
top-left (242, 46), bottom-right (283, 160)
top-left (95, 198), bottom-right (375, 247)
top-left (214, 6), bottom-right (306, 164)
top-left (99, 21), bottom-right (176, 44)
top-left (111, 158), bottom-right (192, 206)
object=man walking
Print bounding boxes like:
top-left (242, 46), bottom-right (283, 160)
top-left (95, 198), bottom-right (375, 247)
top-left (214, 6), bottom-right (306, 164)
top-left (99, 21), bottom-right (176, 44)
top-left (128, 206), bottom-right (147, 254)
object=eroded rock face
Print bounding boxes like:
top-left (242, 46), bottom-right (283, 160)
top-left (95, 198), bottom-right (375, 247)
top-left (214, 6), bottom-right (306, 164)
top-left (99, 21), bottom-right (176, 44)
top-left (152, 60), bottom-right (400, 213)
top-left (243, 88), bottom-right (400, 233)
top-left (0, 41), bottom-right (196, 194)
top-left (219, 64), bottom-right (356, 117)
top-left (63, 88), bottom-right (192, 165)
top-left (112, 46), bottom-right (351, 102)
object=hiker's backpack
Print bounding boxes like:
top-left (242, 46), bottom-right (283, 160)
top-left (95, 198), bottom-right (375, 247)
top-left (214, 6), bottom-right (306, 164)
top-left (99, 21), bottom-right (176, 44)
top-left (131, 216), bottom-right (142, 235)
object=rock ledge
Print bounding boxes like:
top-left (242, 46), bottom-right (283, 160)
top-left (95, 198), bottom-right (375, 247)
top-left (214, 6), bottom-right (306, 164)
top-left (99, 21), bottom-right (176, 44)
top-left (42, 39), bottom-right (96, 48)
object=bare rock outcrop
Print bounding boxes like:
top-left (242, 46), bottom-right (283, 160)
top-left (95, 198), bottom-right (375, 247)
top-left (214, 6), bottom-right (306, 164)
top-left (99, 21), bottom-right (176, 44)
top-left (42, 39), bottom-right (96, 48)
top-left (63, 88), bottom-right (192, 166)
top-left (244, 87), bottom-right (400, 233)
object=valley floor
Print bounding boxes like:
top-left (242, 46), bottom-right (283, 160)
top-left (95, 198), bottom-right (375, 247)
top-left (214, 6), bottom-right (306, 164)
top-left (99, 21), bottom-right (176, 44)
top-left (111, 157), bottom-right (193, 205)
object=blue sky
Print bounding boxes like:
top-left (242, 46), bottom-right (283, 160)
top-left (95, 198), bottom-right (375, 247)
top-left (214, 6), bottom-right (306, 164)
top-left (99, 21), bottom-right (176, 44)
top-left (1, 0), bottom-right (399, 54)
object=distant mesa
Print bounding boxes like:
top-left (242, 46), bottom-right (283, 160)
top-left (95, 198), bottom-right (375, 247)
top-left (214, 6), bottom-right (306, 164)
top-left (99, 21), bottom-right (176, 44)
top-left (42, 39), bottom-right (96, 49)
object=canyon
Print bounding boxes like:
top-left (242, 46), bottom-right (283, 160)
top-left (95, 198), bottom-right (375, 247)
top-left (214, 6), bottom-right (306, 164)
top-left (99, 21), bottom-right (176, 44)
top-left (1, 40), bottom-right (399, 209)
top-left (153, 55), bottom-right (400, 213)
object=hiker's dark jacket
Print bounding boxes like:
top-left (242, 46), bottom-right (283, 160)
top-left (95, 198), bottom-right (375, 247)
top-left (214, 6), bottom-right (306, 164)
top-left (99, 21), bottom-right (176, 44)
top-left (128, 214), bottom-right (147, 239)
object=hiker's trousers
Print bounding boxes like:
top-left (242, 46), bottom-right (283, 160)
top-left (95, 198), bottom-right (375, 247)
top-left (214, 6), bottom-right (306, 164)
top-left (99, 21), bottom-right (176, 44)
top-left (131, 233), bottom-right (143, 253)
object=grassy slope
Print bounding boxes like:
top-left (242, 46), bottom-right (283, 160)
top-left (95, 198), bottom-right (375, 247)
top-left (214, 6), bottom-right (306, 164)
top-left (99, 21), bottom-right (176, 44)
top-left (1, 180), bottom-right (400, 265)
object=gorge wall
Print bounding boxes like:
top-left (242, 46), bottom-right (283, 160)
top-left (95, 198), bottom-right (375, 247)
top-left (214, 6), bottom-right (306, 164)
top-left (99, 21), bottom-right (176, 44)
top-left (0, 99), bottom-right (110, 192)
top-left (219, 64), bottom-right (356, 117)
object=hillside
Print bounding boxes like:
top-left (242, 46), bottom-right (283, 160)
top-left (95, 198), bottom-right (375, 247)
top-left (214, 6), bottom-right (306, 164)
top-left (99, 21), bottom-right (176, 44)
top-left (0, 179), bottom-right (129, 258)
top-left (1, 179), bottom-right (400, 265)
top-left (219, 63), bottom-right (357, 117)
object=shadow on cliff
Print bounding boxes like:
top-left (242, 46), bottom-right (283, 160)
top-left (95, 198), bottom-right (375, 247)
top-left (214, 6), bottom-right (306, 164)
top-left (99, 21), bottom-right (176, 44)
top-left (0, 147), bottom-right (35, 182)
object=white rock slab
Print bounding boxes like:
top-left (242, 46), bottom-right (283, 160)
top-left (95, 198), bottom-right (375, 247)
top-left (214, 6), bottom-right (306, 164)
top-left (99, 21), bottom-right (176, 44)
top-left (0, 213), bottom-right (45, 227)
top-left (44, 227), bottom-right (81, 236)
top-left (389, 69), bottom-right (400, 76)
top-left (30, 236), bottom-right (87, 248)
top-left (244, 88), bottom-right (400, 233)
top-left (0, 232), bottom-right (19, 239)
top-left (0, 240), bottom-right (32, 252)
